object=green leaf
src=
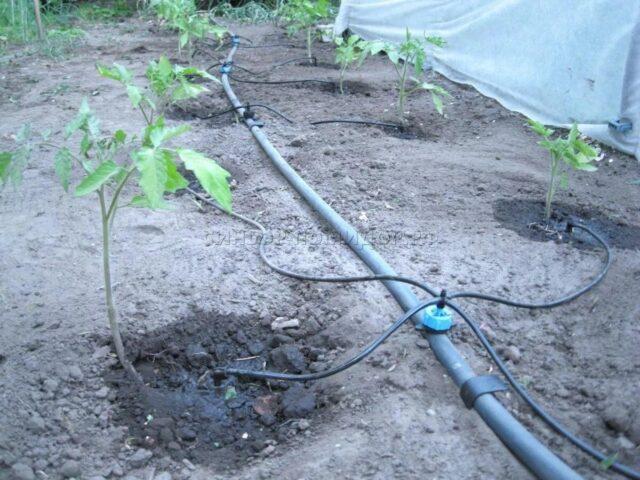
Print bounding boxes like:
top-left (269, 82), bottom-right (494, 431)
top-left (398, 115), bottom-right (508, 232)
top-left (0, 152), bottom-right (11, 183)
top-left (54, 147), bottom-right (73, 192)
top-left (114, 129), bottom-right (127, 144)
top-left (126, 85), bottom-right (143, 108)
top-left (80, 133), bottom-right (93, 157)
top-left (65, 99), bottom-right (90, 138)
top-left (528, 119), bottom-right (553, 138)
top-left (16, 123), bottom-right (31, 143)
top-left (162, 151), bottom-right (188, 192)
top-left (134, 147), bottom-right (168, 208)
top-left (559, 171), bottom-right (569, 189)
top-left (74, 160), bottom-right (121, 196)
top-left (431, 92), bottom-right (444, 115)
top-left (158, 55), bottom-right (173, 79)
top-left (574, 139), bottom-right (597, 158)
top-left (575, 163), bottom-right (598, 172)
top-left (178, 149), bottom-right (231, 212)
top-left (600, 453), bottom-right (618, 471)
top-left (97, 63), bottom-right (132, 84)
top-left (172, 81), bottom-right (208, 101)
top-left (128, 194), bottom-right (173, 209)
top-left (224, 386), bottom-right (237, 401)
top-left (149, 123), bottom-right (190, 148)
top-left (179, 32), bottom-right (189, 48)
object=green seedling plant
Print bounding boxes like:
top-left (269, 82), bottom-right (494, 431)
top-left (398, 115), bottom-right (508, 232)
top-left (528, 120), bottom-right (598, 223)
top-left (280, 0), bottom-right (331, 60)
top-left (1, 62), bottom-right (231, 383)
top-left (334, 34), bottom-right (366, 94)
top-left (98, 56), bottom-right (217, 119)
top-left (373, 28), bottom-right (449, 121)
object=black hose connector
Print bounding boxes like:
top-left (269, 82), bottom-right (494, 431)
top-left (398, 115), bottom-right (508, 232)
top-left (437, 289), bottom-right (447, 309)
top-left (565, 221), bottom-right (574, 234)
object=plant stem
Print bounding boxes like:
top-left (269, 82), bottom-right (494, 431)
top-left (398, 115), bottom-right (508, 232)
top-left (545, 154), bottom-right (559, 222)
top-left (98, 188), bottom-right (142, 384)
top-left (139, 105), bottom-right (151, 126)
top-left (339, 64), bottom-right (346, 94)
top-left (398, 61), bottom-right (408, 122)
top-left (306, 27), bottom-right (312, 60)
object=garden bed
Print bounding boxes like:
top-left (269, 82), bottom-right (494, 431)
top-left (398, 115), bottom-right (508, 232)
top-left (1, 18), bottom-right (639, 480)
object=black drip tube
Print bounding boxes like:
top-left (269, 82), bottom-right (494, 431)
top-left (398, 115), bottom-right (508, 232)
top-left (219, 41), bottom-right (580, 480)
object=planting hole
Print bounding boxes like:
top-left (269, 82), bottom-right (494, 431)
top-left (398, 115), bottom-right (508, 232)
top-left (493, 198), bottom-right (640, 250)
top-left (105, 311), bottom-right (324, 469)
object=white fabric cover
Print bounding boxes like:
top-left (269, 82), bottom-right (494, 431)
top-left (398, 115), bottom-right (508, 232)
top-left (334, 0), bottom-right (640, 159)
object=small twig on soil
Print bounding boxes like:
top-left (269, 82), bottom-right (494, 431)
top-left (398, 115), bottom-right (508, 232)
top-left (235, 355), bottom-right (259, 362)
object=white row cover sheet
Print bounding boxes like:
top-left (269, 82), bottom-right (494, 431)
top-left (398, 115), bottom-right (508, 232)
top-left (334, 0), bottom-right (640, 159)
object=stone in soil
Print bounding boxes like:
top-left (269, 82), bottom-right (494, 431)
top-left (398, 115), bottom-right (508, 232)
top-left (269, 345), bottom-right (306, 373)
top-left (281, 385), bottom-right (316, 418)
top-left (11, 463), bottom-right (36, 480)
top-left (128, 448), bottom-right (153, 468)
top-left (59, 459), bottom-right (81, 478)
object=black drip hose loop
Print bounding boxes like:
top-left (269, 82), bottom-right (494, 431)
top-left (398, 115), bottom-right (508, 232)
top-left (448, 224), bottom-right (611, 310)
top-left (193, 103), bottom-right (294, 124)
top-left (215, 298), bottom-right (441, 382)
top-left (228, 73), bottom-right (336, 87)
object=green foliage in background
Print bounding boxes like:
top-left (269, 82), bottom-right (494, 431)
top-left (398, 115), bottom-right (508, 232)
top-left (149, 0), bottom-right (227, 55)
top-left (528, 120), bottom-right (599, 222)
top-left (210, 1), bottom-right (278, 23)
top-left (0, 0), bottom-right (134, 56)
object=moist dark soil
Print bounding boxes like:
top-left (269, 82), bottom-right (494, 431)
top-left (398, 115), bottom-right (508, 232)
top-left (107, 311), bottom-right (322, 471)
top-left (493, 198), bottom-right (640, 250)
top-left (1, 18), bottom-right (639, 480)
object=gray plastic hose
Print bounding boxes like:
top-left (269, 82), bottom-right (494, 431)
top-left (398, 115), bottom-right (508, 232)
top-left (220, 42), bottom-right (582, 480)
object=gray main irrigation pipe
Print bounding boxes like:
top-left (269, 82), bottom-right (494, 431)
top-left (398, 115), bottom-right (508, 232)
top-left (219, 41), bottom-right (582, 480)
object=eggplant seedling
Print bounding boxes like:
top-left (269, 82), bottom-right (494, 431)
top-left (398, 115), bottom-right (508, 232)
top-left (374, 28), bottom-right (449, 121)
top-left (1, 63), bottom-right (231, 383)
top-left (280, 0), bottom-right (332, 60)
top-left (528, 120), bottom-right (598, 223)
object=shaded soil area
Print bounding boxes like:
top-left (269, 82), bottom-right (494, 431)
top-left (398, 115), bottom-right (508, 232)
top-left (1, 18), bottom-right (639, 480)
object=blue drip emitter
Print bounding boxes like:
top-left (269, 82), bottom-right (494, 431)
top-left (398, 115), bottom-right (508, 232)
top-left (421, 290), bottom-right (453, 332)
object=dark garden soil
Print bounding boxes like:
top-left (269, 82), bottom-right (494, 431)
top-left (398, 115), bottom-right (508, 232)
top-left (1, 18), bottom-right (639, 480)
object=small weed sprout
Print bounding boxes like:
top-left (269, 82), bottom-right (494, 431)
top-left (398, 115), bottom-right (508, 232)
top-left (1, 62), bottom-right (231, 383)
top-left (375, 28), bottom-right (449, 121)
top-left (528, 120), bottom-right (598, 223)
top-left (280, 0), bottom-right (332, 60)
